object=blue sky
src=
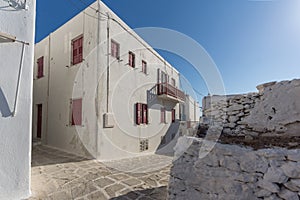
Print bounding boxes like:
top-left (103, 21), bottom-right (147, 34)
top-left (36, 0), bottom-right (300, 101)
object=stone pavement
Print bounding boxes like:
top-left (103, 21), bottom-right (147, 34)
top-left (29, 145), bottom-right (172, 200)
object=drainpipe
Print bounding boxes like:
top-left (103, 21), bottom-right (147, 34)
top-left (106, 13), bottom-right (110, 113)
top-left (96, 0), bottom-right (101, 158)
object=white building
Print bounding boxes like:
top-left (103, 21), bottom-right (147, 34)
top-left (33, 1), bottom-right (197, 160)
top-left (0, 0), bottom-right (36, 199)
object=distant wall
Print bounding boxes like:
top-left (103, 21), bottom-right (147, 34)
top-left (0, 0), bottom-right (36, 199)
top-left (169, 137), bottom-right (300, 200)
top-left (202, 79), bottom-right (300, 137)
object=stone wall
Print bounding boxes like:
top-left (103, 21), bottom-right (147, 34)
top-left (169, 137), bottom-right (300, 200)
top-left (202, 79), bottom-right (300, 137)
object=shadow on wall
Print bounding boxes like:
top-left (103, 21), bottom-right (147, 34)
top-left (0, 87), bottom-right (11, 117)
top-left (155, 121), bottom-right (180, 156)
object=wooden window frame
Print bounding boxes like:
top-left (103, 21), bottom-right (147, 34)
top-left (129, 51), bottom-right (135, 68)
top-left (71, 35), bottom-right (83, 66)
top-left (70, 98), bottom-right (82, 126)
top-left (136, 103), bottom-right (148, 125)
top-left (37, 56), bottom-right (44, 79)
top-left (142, 60), bottom-right (147, 74)
top-left (161, 107), bottom-right (166, 123)
top-left (111, 39), bottom-right (120, 59)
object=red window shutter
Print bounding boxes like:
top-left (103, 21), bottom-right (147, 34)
top-left (72, 99), bottom-right (82, 126)
top-left (111, 40), bottom-right (120, 59)
top-left (136, 103), bottom-right (142, 125)
top-left (37, 57), bottom-right (44, 78)
top-left (129, 52), bottom-right (135, 67)
top-left (111, 42), bottom-right (116, 57)
top-left (72, 36), bottom-right (83, 65)
top-left (172, 109), bottom-right (175, 123)
top-left (116, 43), bottom-right (119, 58)
top-left (142, 104), bottom-right (148, 124)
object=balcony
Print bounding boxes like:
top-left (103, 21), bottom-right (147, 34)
top-left (157, 83), bottom-right (185, 102)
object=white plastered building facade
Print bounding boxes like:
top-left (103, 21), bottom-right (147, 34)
top-left (33, 1), bottom-right (197, 160)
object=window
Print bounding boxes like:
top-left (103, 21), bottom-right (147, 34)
top-left (171, 78), bottom-right (176, 87)
top-left (161, 107), bottom-right (166, 123)
top-left (129, 51), bottom-right (135, 68)
top-left (72, 36), bottom-right (83, 65)
top-left (142, 60), bottom-right (147, 74)
top-left (71, 98), bottom-right (82, 126)
top-left (142, 104), bottom-right (148, 124)
top-left (136, 103), bottom-right (148, 125)
top-left (111, 40), bottom-right (120, 59)
top-left (37, 56), bottom-right (44, 78)
top-left (172, 109), bottom-right (176, 123)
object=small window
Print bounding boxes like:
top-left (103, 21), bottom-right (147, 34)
top-left (71, 98), bottom-right (82, 126)
top-left (142, 60), bottom-right (147, 74)
top-left (172, 109), bottom-right (176, 123)
top-left (129, 51), bottom-right (135, 68)
top-left (111, 40), bottom-right (120, 59)
top-left (37, 56), bottom-right (44, 78)
top-left (161, 107), bottom-right (166, 123)
top-left (72, 36), bottom-right (83, 65)
top-left (136, 103), bottom-right (148, 125)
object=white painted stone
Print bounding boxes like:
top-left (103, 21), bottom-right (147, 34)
top-left (219, 156), bottom-right (240, 171)
top-left (256, 179), bottom-right (280, 193)
top-left (228, 116), bottom-right (240, 123)
top-left (256, 149), bottom-right (287, 160)
top-left (263, 167), bottom-right (288, 183)
top-left (264, 194), bottom-right (282, 200)
top-left (227, 104), bottom-right (244, 112)
top-left (278, 188), bottom-right (299, 200)
top-left (255, 189), bottom-right (272, 197)
top-left (240, 153), bottom-right (268, 173)
top-left (281, 162), bottom-right (300, 178)
top-left (284, 180), bottom-right (300, 192)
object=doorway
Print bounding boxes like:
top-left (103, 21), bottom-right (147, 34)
top-left (37, 104), bottom-right (42, 139)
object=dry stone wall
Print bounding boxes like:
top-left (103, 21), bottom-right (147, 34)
top-left (202, 79), bottom-right (300, 137)
top-left (169, 137), bottom-right (300, 200)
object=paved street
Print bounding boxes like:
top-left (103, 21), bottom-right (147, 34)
top-left (29, 145), bottom-right (172, 200)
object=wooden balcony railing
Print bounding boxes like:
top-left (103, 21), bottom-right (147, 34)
top-left (157, 83), bottom-right (185, 102)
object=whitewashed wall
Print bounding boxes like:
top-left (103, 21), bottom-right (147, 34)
top-left (0, 0), bottom-right (35, 199)
top-left (169, 137), bottom-right (300, 200)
